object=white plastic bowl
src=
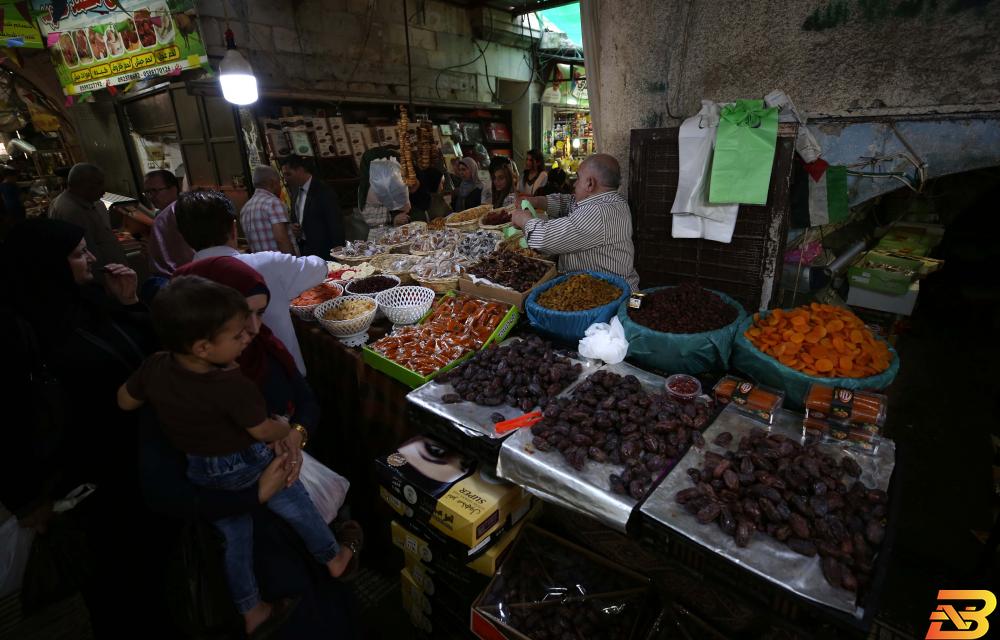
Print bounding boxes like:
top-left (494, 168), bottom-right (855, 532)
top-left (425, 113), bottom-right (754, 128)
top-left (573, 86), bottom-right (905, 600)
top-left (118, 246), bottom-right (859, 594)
top-left (375, 286), bottom-right (436, 325)
top-left (313, 294), bottom-right (378, 337)
top-left (289, 281), bottom-right (343, 321)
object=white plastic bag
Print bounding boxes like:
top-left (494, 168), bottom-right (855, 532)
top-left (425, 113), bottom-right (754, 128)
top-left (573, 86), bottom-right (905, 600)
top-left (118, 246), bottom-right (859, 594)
top-left (298, 451), bottom-right (350, 524)
top-left (368, 157), bottom-right (410, 212)
top-left (578, 317), bottom-right (629, 364)
top-left (0, 514), bottom-right (35, 599)
top-left (670, 100), bottom-right (739, 243)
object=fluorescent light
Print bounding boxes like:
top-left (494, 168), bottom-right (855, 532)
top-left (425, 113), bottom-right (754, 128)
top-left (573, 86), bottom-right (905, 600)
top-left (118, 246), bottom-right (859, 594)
top-left (219, 31), bottom-right (258, 105)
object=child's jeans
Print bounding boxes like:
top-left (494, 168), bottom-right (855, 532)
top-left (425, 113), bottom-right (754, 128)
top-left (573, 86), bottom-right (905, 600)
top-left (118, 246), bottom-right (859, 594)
top-left (186, 442), bottom-right (340, 614)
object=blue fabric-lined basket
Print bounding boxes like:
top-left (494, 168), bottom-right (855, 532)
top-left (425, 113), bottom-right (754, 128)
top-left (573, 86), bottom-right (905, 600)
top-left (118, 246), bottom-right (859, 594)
top-left (525, 271), bottom-right (630, 342)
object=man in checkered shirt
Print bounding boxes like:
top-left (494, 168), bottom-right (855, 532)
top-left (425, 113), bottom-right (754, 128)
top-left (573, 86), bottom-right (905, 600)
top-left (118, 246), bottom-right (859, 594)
top-left (240, 165), bottom-right (296, 254)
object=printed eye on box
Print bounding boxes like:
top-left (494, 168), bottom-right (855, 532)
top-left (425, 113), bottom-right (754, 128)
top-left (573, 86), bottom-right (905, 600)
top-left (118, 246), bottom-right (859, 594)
top-left (377, 436), bottom-right (532, 553)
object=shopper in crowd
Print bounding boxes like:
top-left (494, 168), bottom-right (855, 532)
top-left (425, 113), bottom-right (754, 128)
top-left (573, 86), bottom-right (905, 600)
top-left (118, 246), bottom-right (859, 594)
top-left (281, 156), bottom-right (344, 259)
top-left (143, 170), bottom-right (193, 305)
top-left (447, 157), bottom-right (463, 191)
top-left (242, 165), bottom-right (296, 254)
top-left (518, 149), bottom-right (549, 196)
top-left (175, 190), bottom-right (326, 375)
top-left (480, 156), bottom-right (518, 207)
top-left (357, 147), bottom-right (408, 237)
top-left (0, 217), bottom-right (157, 635)
top-left (451, 156), bottom-right (483, 212)
top-left (118, 275), bottom-right (360, 637)
top-left (0, 166), bottom-right (25, 223)
top-left (408, 158), bottom-right (447, 222)
top-left (49, 163), bottom-right (126, 271)
top-left (489, 162), bottom-right (517, 209)
top-left (537, 167), bottom-right (570, 196)
top-left (513, 153), bottom-right (639, 290)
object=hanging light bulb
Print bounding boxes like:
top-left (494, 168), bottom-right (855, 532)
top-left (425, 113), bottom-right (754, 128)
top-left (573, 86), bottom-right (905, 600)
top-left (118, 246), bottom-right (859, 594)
top-left (219, 28), bottom-right (257, 105)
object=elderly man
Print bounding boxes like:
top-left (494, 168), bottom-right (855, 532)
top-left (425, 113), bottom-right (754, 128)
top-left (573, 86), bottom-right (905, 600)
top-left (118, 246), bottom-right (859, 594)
top-left (49, 163), bottom-right (126, 270)
top-left (144, 169), bottom-right (193, 277)
top-left (512, 154), bottom-right (639, 290)
top-left (241, 165), bottom-right (295, 254)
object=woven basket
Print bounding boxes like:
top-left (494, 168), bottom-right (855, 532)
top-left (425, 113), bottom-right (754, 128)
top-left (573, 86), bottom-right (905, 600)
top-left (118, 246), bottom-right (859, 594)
top-left (375, 286), bottom-right (436, 325)
top-left (314, 295), bottom-right (378, 337)
top-left (344, 274), bottom-right (401, 299)
top-left (369, 254), bottom-right (418, 284)
top-left (329, 250), bottom-right (382, 266)
top-left (412, 275), bottom-right (459, 293)
top-left (289, 281), bottom-right (343, 321)
top-left (479, 208), bottom-right (513, 231)
top-left (445, 205), bottom-right (490, 232)
top-left (376, 221), bottom-right (427, 254)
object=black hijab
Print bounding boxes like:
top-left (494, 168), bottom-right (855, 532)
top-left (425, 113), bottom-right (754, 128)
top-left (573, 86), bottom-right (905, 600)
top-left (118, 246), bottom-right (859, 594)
top-left (1, 218), bottom-right (105, 340)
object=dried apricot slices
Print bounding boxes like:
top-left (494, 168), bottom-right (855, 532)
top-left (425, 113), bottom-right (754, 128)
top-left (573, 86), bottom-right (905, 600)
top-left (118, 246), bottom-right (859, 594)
top-left (745, 305), bottom-right (892, 378)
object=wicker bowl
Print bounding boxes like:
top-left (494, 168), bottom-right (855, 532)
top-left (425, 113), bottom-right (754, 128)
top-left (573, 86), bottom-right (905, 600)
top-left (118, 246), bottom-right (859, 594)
top-left (479, 208), bottom-right (513, 231)
top-left (330, 245), bottom-right (385, 265)
top-left (375, 286), bottom-right (436, 325)
top-left (369, 254), bottom-right (419, 284)
top-left (314, 295), bottom-right (378, 337)
top-left (445, 204), bottom-right (490, 233)
top-left (344, 274), bottom-right (402, 299)
top-left (289, 281), bottom-right (343, 321)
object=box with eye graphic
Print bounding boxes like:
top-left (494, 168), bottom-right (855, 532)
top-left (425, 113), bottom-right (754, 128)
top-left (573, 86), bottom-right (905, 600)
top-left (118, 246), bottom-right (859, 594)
top-left (376, 436), bottom-right (532, 552)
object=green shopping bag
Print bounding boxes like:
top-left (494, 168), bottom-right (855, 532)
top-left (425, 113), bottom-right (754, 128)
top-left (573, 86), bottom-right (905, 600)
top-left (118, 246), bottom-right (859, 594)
top-left (708, 99), bottom-right (779, 205)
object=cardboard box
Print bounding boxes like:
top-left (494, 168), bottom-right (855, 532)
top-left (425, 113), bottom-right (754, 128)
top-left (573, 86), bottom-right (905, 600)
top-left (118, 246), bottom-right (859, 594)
top-left (401, 580), bottom-right (471, 639)
top-left (312, 117), bottom-right (336, 157)
top-left (458, 259), bottom-right (557, 312)
top-left (335, 139), bottom-right (353, 157)
top-left (848, 251), bottom-right (922, 295)
top-left (263, 119), bottom-right (292, 157)
top-left (328, 116), bottom-right (345, 132)
top-left (376, 125), bottom-right (398, 145)
top-left (377, 436), bottom-right (532, 552)
top-left (876, 223), bottom-right (944, 257)
top-left (848, 280), bottom-right (919, 316)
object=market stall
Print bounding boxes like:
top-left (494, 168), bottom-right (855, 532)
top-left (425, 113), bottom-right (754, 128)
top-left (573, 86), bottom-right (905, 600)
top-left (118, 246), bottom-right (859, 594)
top-left (288, 200), bottom-right (901, 639)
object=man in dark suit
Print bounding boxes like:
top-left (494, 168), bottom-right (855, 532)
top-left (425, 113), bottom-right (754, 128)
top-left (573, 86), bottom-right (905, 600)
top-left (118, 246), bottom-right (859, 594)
top-left (281, 155), bottom-right (344, 258)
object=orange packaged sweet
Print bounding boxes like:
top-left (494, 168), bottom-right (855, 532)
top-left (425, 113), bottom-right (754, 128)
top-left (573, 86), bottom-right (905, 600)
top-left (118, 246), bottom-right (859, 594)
top-left (743, 304), bottom-right (892, 378)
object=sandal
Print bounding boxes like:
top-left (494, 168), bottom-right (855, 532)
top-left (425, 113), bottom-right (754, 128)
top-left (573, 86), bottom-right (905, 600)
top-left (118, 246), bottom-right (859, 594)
top-left (335, 520), bottom-right (364, 581)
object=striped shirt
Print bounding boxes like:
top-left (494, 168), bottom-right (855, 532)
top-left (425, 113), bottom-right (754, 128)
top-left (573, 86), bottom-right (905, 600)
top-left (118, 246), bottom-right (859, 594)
top-left (523, 191), bottom-right (639, 290)
top-left (240, 188), bottom-right (290, 253)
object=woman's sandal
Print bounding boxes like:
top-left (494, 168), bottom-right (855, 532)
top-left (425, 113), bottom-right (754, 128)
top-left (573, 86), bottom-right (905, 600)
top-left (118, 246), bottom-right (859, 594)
top-left (335, 520), bottom-right (364, 581)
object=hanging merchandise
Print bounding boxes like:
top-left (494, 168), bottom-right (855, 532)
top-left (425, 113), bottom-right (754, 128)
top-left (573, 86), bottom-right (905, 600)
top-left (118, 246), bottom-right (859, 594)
top-left (708, 99), bottom-right (779, 206)
top-left (32, 0), bottom-right (208, 96)
top-left (671, 100), bottom-right (740, 243)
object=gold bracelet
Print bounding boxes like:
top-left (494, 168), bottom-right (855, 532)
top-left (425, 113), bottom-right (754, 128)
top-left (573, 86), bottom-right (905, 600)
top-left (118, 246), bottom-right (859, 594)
top-left (292, 423), bottom-right (309, 449)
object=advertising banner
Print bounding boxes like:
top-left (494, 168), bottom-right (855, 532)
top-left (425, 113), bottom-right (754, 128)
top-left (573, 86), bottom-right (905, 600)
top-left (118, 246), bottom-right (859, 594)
top-left (32, 0), bottom-right (206, 95)
top-left (0, 1), bottom-right (44, 47)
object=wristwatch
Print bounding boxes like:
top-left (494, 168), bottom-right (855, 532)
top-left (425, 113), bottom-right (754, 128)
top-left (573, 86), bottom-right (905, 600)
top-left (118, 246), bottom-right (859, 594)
top-left (292, 423), bottom-right (309, 449)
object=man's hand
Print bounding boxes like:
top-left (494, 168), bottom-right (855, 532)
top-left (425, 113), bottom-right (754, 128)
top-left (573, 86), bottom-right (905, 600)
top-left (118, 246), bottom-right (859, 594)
top-left (511, 209), bottom-right (533, 230)
top-left (258, 452), bottom-right (292, 503)
top-left (291, 223), bottom-right (303, 239)
top-left (392, 212), bottom-right (411, 226)
top-left (103, 263), bottom-right (139, 305)
top-left (516, 195), bottom-right (547, 211)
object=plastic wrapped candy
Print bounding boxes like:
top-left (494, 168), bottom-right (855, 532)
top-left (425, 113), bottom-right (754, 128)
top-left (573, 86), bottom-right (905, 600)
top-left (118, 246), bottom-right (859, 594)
top-left (457, 230), bottom-right (502, 262)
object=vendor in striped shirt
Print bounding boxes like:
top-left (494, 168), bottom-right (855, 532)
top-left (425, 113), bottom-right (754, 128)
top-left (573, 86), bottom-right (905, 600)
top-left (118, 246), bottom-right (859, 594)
top-left (512, 154), bottom-right (639, 290)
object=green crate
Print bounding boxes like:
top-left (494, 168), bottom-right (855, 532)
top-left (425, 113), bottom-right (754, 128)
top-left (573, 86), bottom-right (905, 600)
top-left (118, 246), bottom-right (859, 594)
top-left (362, 291), bottom-right (519, 388)
top-left (847, 251), bottom-right (923, 295)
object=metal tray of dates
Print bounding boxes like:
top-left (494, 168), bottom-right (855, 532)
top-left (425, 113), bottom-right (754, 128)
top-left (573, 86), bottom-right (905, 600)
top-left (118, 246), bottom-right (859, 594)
top-left (406, 337), bottom-right (598, 440)
top-left (641, 405), bottom-right (896, 617)
top-left (496, 361), bottom-right (706, 534)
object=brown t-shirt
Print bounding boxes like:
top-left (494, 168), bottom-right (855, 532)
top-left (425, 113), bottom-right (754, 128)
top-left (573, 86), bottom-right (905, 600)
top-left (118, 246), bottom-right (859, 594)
top-left (126, 352), bottom-right (266, 456)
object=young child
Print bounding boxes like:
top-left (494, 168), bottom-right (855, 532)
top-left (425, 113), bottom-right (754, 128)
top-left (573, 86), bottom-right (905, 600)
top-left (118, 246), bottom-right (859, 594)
top-left (117, 275), bottom-right (355, 636)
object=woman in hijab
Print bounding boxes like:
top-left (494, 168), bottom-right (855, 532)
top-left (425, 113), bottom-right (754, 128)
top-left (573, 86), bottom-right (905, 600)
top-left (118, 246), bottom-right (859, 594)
top-left (451, 156), bottom-right (484, 212)
top-left (0, 217), bottom-right (157, 635)
top-left (135, 256), bottom-right (360, 639)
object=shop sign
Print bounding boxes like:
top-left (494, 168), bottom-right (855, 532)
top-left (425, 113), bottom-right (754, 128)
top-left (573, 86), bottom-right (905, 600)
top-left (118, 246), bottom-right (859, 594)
top-left (31, 0), bottom-right (207, 95)
top-left (0, 1), bottom-right (44, 47)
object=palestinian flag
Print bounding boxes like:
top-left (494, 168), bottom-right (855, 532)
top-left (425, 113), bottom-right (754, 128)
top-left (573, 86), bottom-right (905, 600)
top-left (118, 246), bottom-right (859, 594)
top-left (807, 160), bottom-right (849, 227)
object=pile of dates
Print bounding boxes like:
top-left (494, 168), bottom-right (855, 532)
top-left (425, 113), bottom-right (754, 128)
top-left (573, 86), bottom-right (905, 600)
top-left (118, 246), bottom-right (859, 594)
top-left (481, 535), bottom-right (644, 640)
top-left (467, 251), bottom-right (551, 292)
top-left (675, 427), bottom-right (886, 594)
top-left (436, 335), bottom-right (582, 412)
top-left (530, 370), bottom-right (710, 500)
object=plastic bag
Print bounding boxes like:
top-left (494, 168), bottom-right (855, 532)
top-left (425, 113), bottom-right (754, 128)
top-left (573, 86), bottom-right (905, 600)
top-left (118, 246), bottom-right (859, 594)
top-left (368, 158), bottom-right (410, 212)
top-left (299, 451), bottom-right (350, 524)
top-left (0, 515), bottom-right (35, 599)
top-left (731, 313), bottom-right (899, 409)
top-left (709, 99), bottom-right (780, 205)
top-left (578, 317), bottom-right (629, 364)
top-left (617, 287), bottom-right (746, 375)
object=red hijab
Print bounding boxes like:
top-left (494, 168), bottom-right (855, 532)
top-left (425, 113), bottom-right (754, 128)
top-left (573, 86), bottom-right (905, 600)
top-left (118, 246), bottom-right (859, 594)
top-left (174, 256), bottom-right (297, 386)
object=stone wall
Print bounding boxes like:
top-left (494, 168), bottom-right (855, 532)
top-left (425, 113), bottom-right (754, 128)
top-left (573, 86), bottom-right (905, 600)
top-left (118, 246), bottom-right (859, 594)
top-left (588, 0), bottom-right (1000, 188)
top-left (196, 0), bottom-right (536, 105)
